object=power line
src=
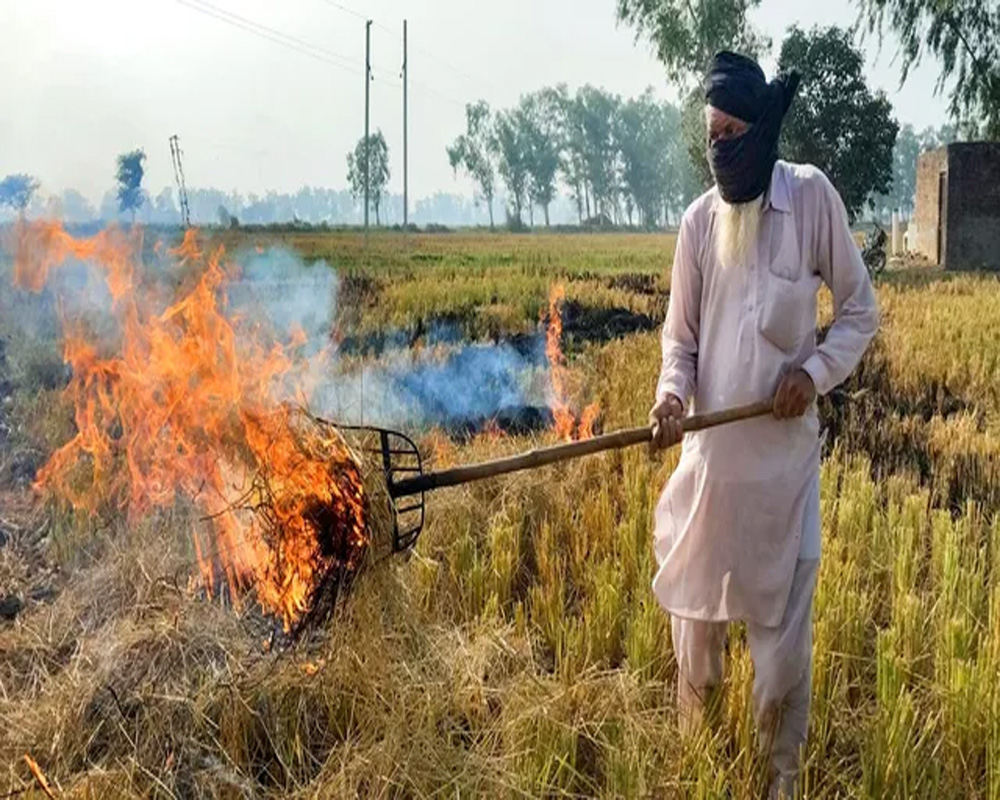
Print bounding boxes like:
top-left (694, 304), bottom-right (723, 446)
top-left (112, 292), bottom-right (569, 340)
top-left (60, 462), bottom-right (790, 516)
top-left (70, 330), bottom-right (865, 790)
top-left (175, 0), bottom-right (465, 108)
top-left (174, 0), bottom-right (362, 76)
top-left (313, 0), bottom-right (500, 94)
top-left (407, 42), bottom-right (503, 95)
top-left (368, 67), bottom-right (465, 108)
top-left (317, 0), bottom-right (394, 37)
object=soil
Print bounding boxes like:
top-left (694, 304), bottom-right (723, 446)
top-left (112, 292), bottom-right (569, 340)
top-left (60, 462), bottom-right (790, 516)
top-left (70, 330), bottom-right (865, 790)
top-left (444, 405), bottom-right (555, 442)
top-left (816, 333), bottom-right (994, 517)
top-left (560, 300), bottom-right (660, 346)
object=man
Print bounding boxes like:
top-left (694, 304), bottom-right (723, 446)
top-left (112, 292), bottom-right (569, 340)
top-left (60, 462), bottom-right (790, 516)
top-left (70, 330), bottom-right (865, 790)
top-left (648, 51), bottom-right (879, 798)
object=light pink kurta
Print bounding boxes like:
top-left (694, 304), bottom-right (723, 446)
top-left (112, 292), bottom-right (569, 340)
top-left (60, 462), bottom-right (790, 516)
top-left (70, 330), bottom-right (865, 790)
top-left (653, 160), bottom-right (879, 627)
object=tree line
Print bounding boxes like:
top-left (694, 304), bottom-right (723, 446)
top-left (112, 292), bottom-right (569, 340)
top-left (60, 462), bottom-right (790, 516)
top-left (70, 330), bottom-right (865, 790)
top-left (442, 26), bottom-right (901, 230)
top-left (612, 0), bottom-right (998, 224)
top-left (0, 177), bottom-right (526, 229)
top-left (870, 123), bottom-right (959, 219)
top-left (4, 0), bottom-right (996, 230)
top-left (445, 86), bottom-right (698, 229)
top-left (1, 151), bottom-right (147, 223)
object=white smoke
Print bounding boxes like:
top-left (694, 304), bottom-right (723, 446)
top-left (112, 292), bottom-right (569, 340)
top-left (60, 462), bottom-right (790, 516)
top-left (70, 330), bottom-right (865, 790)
top-left (224, 243), bottom-right (549, 431)
top-left (0, 229), bottom-right (552, 436)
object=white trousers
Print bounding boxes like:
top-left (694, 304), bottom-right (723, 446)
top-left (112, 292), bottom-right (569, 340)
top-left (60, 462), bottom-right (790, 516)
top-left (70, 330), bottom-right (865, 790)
top-left (671, 557), bottom-right (818, 799)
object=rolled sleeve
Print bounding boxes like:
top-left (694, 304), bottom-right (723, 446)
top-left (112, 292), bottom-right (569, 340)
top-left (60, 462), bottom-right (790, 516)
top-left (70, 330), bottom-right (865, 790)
top-left (657, 212), bottom-right (702, 409)
top-left (802, 173), bottom-right (880, 396)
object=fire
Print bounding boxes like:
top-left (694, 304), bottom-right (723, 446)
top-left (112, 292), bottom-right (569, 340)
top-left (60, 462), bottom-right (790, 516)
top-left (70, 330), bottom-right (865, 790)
top-left (23, 754), bottom-right (55, 799)
top-left (7, 222), bottom-right (367, 631)
top-left (301, 658), bottom-right (325, 676)
top-left (578, 402), bottom-right (600, 440)
top-left (481, 418), bottom-right (503, 443)
top-left (545, 284), bottom-right (575, 440)
top-left (544, 284), bottom-right (599, 441)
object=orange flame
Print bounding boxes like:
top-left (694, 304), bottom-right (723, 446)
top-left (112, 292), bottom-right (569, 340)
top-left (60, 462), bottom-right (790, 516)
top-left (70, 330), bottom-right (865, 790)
top-left (544, 284), bottom-right (599, 441)
top-left (577, 402), bottom-right (600, 441)
top-left (7, 222), bottom-right (367, 631)
top-left (23, 754), bottom-right (55, 799)
top-left (545, 284), bottom-right (576, 440)
top-left (481, 418), bottom-right (504, 443)
top-left (301, 658), bottom-right (326, 676)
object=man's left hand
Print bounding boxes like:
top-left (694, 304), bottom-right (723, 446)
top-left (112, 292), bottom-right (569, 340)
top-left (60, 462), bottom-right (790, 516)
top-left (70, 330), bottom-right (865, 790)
top-left (773, 369), bottom-right (816, 419)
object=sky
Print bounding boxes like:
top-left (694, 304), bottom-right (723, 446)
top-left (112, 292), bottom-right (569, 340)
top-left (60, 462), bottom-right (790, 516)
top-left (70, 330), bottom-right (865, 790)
top-left (1, 0), bottom-right (952, 206)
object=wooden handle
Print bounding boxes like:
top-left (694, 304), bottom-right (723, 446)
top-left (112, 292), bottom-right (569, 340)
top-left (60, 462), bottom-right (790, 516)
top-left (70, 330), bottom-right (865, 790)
top-left (388, 398), bottom-right (774, 498)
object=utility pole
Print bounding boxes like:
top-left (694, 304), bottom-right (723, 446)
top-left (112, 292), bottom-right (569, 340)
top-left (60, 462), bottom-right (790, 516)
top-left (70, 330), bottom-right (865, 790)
top-left (364, 20), bottom-right (371, 232)
top-left (402, 19), bottom-right (408, 232)
top-left (168, 134), bottom-right (191, 229)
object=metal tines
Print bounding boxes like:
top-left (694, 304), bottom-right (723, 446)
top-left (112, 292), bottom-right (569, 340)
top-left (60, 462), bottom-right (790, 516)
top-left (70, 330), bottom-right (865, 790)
top-left (335, 424), bottom-right (426, 553)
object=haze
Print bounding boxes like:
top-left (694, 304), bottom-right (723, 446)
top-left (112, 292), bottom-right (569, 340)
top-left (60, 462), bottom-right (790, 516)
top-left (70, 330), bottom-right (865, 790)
top-left (2, 0), bottom-right (950, 210)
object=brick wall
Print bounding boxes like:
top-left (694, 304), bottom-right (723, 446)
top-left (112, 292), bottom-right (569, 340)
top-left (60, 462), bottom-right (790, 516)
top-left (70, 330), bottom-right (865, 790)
top-left (945, 143), bottom-right (1000, 271)
top-left (914, 147), bottom-right (946, 264)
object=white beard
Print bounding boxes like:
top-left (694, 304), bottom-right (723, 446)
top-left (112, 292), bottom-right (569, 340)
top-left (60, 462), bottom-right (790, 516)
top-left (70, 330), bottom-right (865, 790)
top-left (715, 195), bottom-right (763, 269)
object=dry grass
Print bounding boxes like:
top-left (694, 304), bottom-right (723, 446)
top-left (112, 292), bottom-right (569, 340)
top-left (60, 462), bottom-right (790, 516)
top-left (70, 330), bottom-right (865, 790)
top-left (1, 232), bottom-right (999, 798)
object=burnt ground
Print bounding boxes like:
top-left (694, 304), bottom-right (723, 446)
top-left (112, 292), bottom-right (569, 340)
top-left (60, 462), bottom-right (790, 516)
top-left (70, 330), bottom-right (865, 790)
top-left (332, 271), bottom-right (667, 359)
top-left (0, 335), bottom-right (60, 624)
top-left (334, 300), bottom-right (663, 360)
top-left (559, 300), bottom-right (660, 347)
top-left (605, 273), bottom-right (661, 296)
top-left (816, 331), bottom-right (997, 518)
top-left (444, 405), bottom-right (556, 442)
top-left (329, 284), bottom-right (997, 518)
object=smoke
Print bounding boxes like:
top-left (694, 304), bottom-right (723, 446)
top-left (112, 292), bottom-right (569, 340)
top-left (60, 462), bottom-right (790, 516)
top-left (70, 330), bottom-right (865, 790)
top-left (0, 227), bottom-right (553, 436)
top-left (311, 336), bottom-right (548, 429)
top-left (225, 247), bottom-right (338, 352)
top-left (219, 243), bottom-right (549, 431)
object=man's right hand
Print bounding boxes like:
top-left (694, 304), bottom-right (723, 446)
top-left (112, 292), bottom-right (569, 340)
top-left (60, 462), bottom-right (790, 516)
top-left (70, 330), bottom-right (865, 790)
top-left (648, 394), bottom-right (684, 454)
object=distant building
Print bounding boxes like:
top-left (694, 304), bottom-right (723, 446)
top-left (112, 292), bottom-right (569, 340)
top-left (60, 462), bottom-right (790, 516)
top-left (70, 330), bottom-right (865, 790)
top-left (913, 142), bottom-right (1000, 270)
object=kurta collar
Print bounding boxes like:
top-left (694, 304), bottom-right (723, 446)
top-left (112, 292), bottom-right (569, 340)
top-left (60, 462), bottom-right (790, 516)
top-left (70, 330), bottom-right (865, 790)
top-left (763, 161), bottom-right (792, 215)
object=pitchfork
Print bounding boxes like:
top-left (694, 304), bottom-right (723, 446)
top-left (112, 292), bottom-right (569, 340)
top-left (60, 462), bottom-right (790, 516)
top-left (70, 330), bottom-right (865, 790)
top-left (337, 398), bottom-right (776, 552)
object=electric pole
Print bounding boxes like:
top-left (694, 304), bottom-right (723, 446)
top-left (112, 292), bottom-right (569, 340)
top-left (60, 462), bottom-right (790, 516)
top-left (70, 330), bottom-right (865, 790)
top-left (364, 20), bottom-right (371, 232)
top-left (403, 19), bottom-right (408, 232)
top-left (168, 134), bottom-right (191, 229)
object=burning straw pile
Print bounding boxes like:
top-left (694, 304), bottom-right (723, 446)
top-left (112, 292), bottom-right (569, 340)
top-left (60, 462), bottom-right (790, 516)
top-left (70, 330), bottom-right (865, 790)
top-left (6, 222), bottom-right (387, 632)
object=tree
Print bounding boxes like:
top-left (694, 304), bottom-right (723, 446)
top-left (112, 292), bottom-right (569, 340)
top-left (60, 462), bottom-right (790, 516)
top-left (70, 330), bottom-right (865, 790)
top-left (617, 0), bottom-right (771, 194)
top-left (60, 188), bottom-right (97, 223)
top-left (576, 85), bottom-right (622, 223)
top-left (491, 108), bottom-right (532, 227)
top-left (616, 0), bottom-right (770, 88)
top-left (153, 187), bottom-right (179, 224)
top-left (872, 123), bottom-right (920, 219)
top-left (115, 149), bottom-right (146, 223)
top-left (855, 0), bottom-right (1000, 139)
top-left (550, 85), bottom-right (591, 223)
top-left (217, 204), bottom-right (238, 229)
top-left (617, 90), bottom-right (682, 227)
top-left (447, 101), bottom-right (498, 228)
top-left (519, 90), bottom-right (563, 226)
top-left (778, 25), bottom-right (899, 222)
top-left (919, 123), bottom-right (958, 151)
top-left (346, 130), bottom-right (390, 226)
top-left (0, 174), bottom-right (40, 218)
top-left (680, 88), bottom-right (714, 193)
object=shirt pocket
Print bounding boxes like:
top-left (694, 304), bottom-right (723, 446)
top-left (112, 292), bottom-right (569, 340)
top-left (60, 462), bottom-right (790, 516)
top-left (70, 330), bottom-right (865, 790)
top-left (758, 268), bottom-right (816, 353)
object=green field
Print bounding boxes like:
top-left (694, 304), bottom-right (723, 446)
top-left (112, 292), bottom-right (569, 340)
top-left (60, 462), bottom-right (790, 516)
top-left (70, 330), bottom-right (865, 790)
top-left (1, 230), bottom-right (999, 798)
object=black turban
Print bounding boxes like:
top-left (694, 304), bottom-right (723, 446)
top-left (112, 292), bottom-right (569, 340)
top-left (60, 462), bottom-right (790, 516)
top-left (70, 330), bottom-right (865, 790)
top-left (703, 51), bottom-right (801, 203)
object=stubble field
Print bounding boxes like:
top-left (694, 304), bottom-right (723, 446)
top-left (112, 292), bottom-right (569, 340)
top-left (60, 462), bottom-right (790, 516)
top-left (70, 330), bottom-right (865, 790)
top-left (1, 229), bottom-right (999, 798)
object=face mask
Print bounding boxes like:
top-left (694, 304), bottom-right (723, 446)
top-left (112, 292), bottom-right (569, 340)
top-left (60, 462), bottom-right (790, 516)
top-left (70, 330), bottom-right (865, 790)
top-left (705, 70), bottom-right (800, 205)
top-left (707, 91), bottom-right (783, 204)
